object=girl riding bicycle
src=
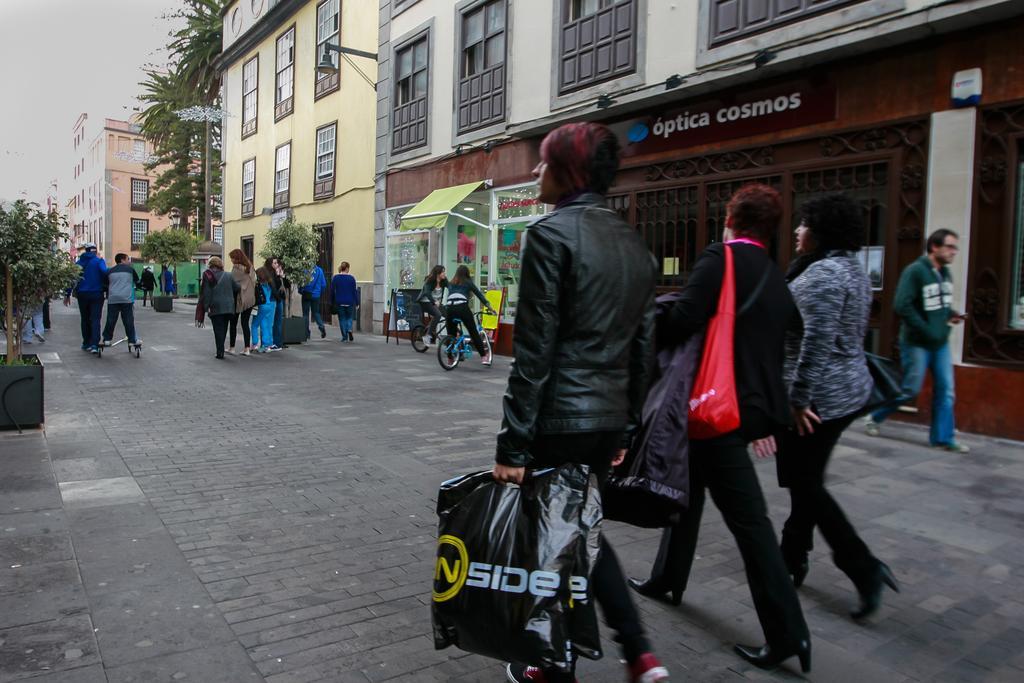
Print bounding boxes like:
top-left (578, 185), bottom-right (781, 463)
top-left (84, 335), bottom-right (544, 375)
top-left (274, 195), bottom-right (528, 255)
top-left (416, 265), bottom-right (447, 345)
top-left (445, 265), bottom-right (495, 366)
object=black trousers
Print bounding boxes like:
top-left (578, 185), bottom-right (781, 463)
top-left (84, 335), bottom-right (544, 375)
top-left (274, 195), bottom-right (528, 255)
top-left (102, 303), bottom-right (137, 343)
top-left (529, 432), bottom-right (650, 680)
top-left (445, 302), bottom-right (486, 355)
top-left (230, 308), bottom-right (252, 349)
top-left (141, 288), bottom-right (153, 307)
top-left (776, 412), bottom-right (876, 591)
top-left (419, 300), bottom-right (443, 341)
top-left (647, 432), bottom-right (809, 651)
top-left (211, 313), bottom-right (231, 357)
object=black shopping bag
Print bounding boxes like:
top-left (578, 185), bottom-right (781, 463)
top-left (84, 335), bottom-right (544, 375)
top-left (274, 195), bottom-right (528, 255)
top-left (431, 465), bottom-right (603, 671)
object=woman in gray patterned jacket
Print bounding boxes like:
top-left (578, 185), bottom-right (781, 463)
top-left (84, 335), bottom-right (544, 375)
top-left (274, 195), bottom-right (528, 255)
top-left (774, 193), bottom-right (899, 621)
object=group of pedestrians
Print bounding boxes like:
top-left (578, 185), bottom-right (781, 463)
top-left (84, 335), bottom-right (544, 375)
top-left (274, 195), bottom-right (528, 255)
top-left (485, 120), bottom-right (969, 683)
top-left (62, 243), bottom-right (144, 352)
top-left (196, 251), bottom-right (360, 358)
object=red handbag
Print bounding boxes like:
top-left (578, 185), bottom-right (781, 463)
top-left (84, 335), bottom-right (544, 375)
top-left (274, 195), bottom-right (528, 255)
top-left (688, 245), bottom-right (741, 439)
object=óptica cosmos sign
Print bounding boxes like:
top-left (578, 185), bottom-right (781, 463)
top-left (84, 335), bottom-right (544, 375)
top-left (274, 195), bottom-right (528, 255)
top-left (611, 80), bottom-right (837, 158)
top-left (433, 534), bottom-right (589, 603)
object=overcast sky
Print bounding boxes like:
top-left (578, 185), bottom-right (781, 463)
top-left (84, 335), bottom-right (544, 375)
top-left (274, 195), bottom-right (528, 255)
top-left (0, 0), bottom-right (184, 204)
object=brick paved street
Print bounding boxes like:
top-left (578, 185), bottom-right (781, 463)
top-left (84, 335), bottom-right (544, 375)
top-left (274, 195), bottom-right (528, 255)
top-left (2, 302), bottom-right (1023, 682)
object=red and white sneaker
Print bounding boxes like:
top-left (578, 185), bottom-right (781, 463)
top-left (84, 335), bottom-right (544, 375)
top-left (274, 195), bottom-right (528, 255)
top-left (505, 664), bottom-right (578, 683)
top-left (630, 653), bottom-right (669, 682)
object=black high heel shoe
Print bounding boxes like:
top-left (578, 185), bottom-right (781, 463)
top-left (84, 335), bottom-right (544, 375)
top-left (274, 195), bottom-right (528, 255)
top-left (787, 559), bottom-right (809, 589)
top-left (627, 577), bottom-right (682, 606)
top-left (734, 640), bottom-right (811, 673)
top-left (851, 561), bottom-right (899, 620)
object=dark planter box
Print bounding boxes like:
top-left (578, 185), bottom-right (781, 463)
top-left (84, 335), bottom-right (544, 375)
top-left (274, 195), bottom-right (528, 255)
top-left (0, 357), bottom-right (44, 430)
top-left (153, 295), bottom-right (173, 312)
top-left (283, 316), bottom-right (306, 345)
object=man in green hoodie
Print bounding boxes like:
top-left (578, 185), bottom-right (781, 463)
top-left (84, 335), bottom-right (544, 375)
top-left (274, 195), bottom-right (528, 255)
top-left (865, 229), bottom-right (968, 452)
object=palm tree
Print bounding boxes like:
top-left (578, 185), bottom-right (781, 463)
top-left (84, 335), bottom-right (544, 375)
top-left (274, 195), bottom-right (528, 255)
top-left (136, 0), bottom-right (226, 235)
top-left (169, 0), bottom-right (225, 105)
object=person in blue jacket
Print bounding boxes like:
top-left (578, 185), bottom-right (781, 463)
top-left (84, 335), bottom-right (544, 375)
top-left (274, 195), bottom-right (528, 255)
top-left (299, 262), bottom-right (327, 340)
top-left (161, 266), bottom-right (176, 296)
top-left (63, 242), bottom-right (108, 353)
top-left (330, 261), bottom-right (360, 342)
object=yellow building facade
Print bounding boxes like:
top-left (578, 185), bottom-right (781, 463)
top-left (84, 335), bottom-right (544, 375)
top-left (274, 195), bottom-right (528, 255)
top-left (217, 0), bottom-right (376, 314)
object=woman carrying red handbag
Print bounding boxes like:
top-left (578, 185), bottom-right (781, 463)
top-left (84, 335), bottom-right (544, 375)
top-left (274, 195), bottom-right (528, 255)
top-left (628, 184), bottom-right (812, 673)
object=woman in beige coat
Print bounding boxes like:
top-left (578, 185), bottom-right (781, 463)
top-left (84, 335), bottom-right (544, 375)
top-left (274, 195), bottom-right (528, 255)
top-left (228, 249), bottom-right (257, 356)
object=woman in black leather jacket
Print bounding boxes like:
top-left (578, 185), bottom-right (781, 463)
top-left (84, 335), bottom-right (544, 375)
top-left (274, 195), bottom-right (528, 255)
top-left (492, 122), bottom-right (668, 683)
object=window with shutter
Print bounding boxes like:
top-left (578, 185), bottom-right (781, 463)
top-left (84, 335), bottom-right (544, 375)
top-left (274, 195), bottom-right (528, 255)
top-left (242, 56), bottom-right (258, 138)
top-left (241, 158), bottom-right (256, 217)
top-left (130, 179), bottom-right (149, 210)
top-left (275, 27), bottom-right (295, 120)
top-left (274, 143), bottom-right (291, 209)
top-left (392, 35), bottom-right (430, 154)
top-left (314, 123), bottom-right (337, 200)
top-left (709, 0), bottom-right (865, 45)
top-left (315, 0), bottom-right (341, 98)
top-left (457, 0), bottom-right (506, 134)
top-left (559, 0), bottom-right (636, 94)
top-left (131, 219), bottom-right (149, 248)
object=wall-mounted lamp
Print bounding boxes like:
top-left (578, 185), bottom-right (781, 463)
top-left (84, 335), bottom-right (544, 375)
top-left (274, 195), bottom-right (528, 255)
top-left (753, 49), bottom-right (777, 68)
top-left (596, 94), bottom-right (616, 109)
top-left (317, 42), bottom-right (379, 76)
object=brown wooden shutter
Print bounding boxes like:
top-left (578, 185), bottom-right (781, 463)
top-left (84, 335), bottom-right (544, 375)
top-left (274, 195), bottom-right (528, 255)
top-left (559, 0), bottom-right (637, 95)
top-left (710, 0), bottom-right (865, 46)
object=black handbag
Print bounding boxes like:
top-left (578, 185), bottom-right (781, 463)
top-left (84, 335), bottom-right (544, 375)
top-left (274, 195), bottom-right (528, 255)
top-left (862, 352), bottom-right (903, 414)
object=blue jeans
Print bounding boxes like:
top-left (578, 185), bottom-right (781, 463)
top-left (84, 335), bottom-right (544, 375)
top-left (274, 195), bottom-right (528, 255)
top-left (103, 303), bottom-right (137, 344)
top-left (871, 341), bottom-right (956, 446)
top-left (22, 307), bottom-right (44, 342)
top-left (251, 303), bottom-right (275, 349)
top-left (336, 305), bottom-right (354, 339)
top-left (272, 300), bottom-right (283, 347)
top-left (302, 297), bottom-right (325, 338)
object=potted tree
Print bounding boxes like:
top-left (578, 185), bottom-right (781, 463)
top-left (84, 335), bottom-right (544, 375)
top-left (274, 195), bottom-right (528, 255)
top-left (139, 228), bottom-right (201, 312)
top-left (0, 201), bottom-right (80, 430)
top-left (260, 218), bottom-right (319, 345)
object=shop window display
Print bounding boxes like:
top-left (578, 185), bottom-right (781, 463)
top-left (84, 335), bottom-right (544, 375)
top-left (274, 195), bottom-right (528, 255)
top-left (1011, 154), bottom-right (1024, 329)
top-left (494, 186), bottom-right (545, 322)
top-left (385, 207), bottom-right (430, 295)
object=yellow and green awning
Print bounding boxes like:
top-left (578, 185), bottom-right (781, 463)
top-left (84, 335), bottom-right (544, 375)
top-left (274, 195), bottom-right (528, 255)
top-left (399, 181), bottom-right (489, 231)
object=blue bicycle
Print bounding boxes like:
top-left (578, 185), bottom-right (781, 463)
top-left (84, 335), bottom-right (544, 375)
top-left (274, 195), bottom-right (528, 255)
top-left (436, 312), bottom-right (491, 371)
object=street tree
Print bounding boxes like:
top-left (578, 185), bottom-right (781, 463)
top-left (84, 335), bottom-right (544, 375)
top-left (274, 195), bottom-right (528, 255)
top-left (259, 219), bottom-right (320, 317)
top-left (140, 228), bottom-right (201, 294)
top-left (0, 201), bottom-right (80, 364)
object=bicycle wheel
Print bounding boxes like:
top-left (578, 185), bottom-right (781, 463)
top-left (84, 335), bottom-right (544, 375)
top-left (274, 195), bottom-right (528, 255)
top-left (480, 326), bottom-right (492, 363)
top-left (411, 325), bottom-right (428, 353)
top-left (437, 335), bottom-right (460, 371)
